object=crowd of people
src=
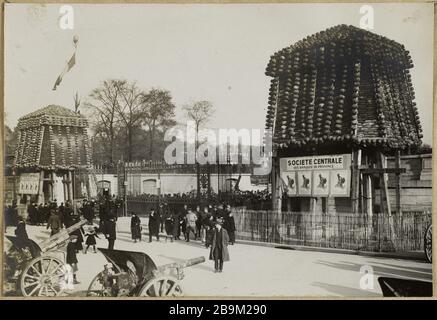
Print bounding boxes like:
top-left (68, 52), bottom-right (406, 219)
top-left (137, 201), bottom-right (235, 273)
top-left (5, 194), bottom-right (238, 279)
top-left (130, 189), bottom-right (272, 210)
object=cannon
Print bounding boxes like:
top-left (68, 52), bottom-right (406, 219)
top-left (5, 219), bottom-right (88, 297)
top-left (86, 248), bottom-right (205, 297)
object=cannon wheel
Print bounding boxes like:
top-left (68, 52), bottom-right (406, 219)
top-left (20, 256), bottom-right (65, 297)
top-left (86, 271), bottom-right (111, 297)
top-left (424, 224), bottom-right (432, 263)
top-left (139, 276), bottom-right (183, 297)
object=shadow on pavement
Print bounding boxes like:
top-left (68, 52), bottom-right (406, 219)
top-left (311, 282), bottom-right (380, 297)
top-left (315, 260), bottom-right (432, 281)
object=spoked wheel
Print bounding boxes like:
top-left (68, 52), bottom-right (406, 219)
top-left (20, 256), bottom-right (65, 297)
top-left (424, 224), bottom-right (432, 263)
top-left (86, 272), bottom-right (111, 297)
top-left (139, 276), bottom-right (183, 297)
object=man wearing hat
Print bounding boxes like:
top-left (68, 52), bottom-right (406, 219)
top-left (209, 218), bottom-right (230, 273)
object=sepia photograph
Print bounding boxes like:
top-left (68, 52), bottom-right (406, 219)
top-left (1, 2), bottom-right (434, 299)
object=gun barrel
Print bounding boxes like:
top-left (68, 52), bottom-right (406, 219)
top-left (158, 256), bottom-right (206, 272)
top-left (39, 218), bottom-right (87, 252)
top-left (181, 256), bottom-right (205, 268)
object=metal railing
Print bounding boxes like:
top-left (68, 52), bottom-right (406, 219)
top-left (233, 209), bottom-right (432, 253)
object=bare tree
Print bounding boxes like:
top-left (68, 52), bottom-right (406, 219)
top-left (85, 79), bottom-right (123, 164)
top-left (141, 88), bottom-right (176, 161)
top-left (113, 81), bottom-right (144, 162)
top-left (183, 100), bottom-right (215, 151)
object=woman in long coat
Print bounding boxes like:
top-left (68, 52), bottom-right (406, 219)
top-left (163, 210), bottom-right (174, 242)
top-left (130, 213), bottom-right (142, 242)
top-left (148, 209), bottom-right (160, 242)
top-left (223, 208), bottom-right (236, 245)
top-left (209, 220), bottom-right (230, 273)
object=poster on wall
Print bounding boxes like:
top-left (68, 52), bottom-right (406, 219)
top-left (279, 154), bottom-right (351, 197)
top-left (281, 171), bottom-right (297, 196)
top-left (297, 171), bottom-right (312, 196)
top-left (330, 170), bottom-right (350, 196)
top-left (19, 173), bottom-right (40, 195)
top-left (313, 170), bottom-right (330, 196)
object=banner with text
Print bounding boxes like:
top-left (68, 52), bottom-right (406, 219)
top-left (280, 154), bottom-right (351, 197)
top-left (19, 173), bottom-right (40, 195)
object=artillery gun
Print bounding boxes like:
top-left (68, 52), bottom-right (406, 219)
top-left (87, 248), bottom-right (205, 297)
top-left (5, 218), bottom-right (88, 297)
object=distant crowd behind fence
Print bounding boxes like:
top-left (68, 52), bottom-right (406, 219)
top-left (233, 209), bottom-right (432, 253)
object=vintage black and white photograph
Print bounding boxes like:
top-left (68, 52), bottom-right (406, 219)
top-left (2, 2), bottom-right (434, 298)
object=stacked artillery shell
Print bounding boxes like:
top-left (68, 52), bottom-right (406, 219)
top-left (264, 24), bottom-right (422, 151)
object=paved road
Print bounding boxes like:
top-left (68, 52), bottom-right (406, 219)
top-left (4, 219), bottom-right (432, 297)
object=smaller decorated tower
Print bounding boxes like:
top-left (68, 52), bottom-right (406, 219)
top-left (14, 105), bottom-right (95, 204)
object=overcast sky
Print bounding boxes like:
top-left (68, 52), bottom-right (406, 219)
top-left (4, 3), bottom-right (434, 145)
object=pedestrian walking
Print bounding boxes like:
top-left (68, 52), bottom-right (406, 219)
top-left (164, 208), bottom-right (174, 242)
top-left (130, 213), bottom-right (142, 243)
top-left (195, 205), bottom-right (202, 239)
top-left (223, 205), bottom-right (236, 245)
top-left (105, 217), bottom-right (117, 250)
top-left (209, 218), bottom-right (230, 273)
top-left (180, 204), bottom-right (188, 240)
top-left (148, 209), bottom-right (160, 242)
top-left (63, 202), bottom-right (74, 228)
top-left (172, 209), bottom-right (181, 240)
top-left (46, 209), bottom-right (62, 236)
top-left (185, 208), bottom-right (197, 242)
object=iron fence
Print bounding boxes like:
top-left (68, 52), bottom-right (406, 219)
top-left (233, 209), bottom-right (432, 253)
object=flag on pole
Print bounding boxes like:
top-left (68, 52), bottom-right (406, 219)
top-left (52, 52), bottom-right (76, 90)
top-left (52, 35), bottom-right (78, 91)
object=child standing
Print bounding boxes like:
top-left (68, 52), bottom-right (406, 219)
top-left (83, 221), bottom-right (99, 253)
top-left (66, 235), bottom-right (80, 284)
top-left (209, 218), bottom-right (230, 273)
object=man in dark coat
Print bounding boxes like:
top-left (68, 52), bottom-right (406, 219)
top-left (63, 202), bottom-right (74, 228)
top-left (157, 203), bottom-right (166, 233)
top-left (209, 219), bottom-right (230, 273)
top-left (27, 203), bottom-right (37, 225)
top-left (82, 201), bottom-right (95, 222)
top-left (180, 204), bottom-right (188, 240)
top-left (223, 205), bottom-right (236, 245)
top-left (58, 202), bottom-right (65, 227)
top-left (105, 217), bottom-right (117, 250)
top-left (47, 209), bottom-right (62, 236)
top-left (148, 209), bottom-right (160, 242)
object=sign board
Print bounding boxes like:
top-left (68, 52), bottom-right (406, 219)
top-left (280, 154), bottom-right (351, 197)
top-left (18, 173), bottom-right (40, 195)
top-left (250, 174), bottom-right (270, 185)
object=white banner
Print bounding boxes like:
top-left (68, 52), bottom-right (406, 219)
top-left (19, 173), bottom-right (40, 195)
top-left (281, 154), bottom-right (350, 171)
top-left (280, 154), bottom-right (351, 197)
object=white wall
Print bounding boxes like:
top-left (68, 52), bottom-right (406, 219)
top-left (93, 173), bottom-right (266, 196)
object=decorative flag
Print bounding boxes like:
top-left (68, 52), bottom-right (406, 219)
top-left (53, 36), bottom-right (78, 91)
top-left (52, 52), bottom-right (76, 90)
